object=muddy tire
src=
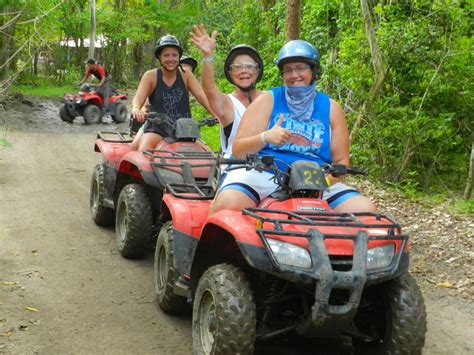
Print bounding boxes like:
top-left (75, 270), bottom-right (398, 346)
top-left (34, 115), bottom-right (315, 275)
top-left (154, 221), bottom-right (190, 314)
top-left (112, 102), bottom-right (127, 123)
top-left (193, 264), bottom-right (256, 355)
top-left (83, 104), bottom-right (101, 124)
top-left (115, 184), bottom-right (152, 259)
top-left (353, 273), bottom-right (427, 355)
top-left (90, 164), bottom-right (114, 226)
top-left (59, 105), bottom-right (74, 123)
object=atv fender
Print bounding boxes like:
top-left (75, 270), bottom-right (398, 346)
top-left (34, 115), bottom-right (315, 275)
top-left (117, 152), bottom-right (158, 188)
top-left (109, 94), bottom-right (127, 103)
top-left (94, 138), bottom-right (131, 166)
top-left (161, 194), bottom-right (211, 237)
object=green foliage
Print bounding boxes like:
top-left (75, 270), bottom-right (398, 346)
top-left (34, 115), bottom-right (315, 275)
top-left (449, 199), bottom-right (474, 215)
top-left (1, 0), bottom-right (471, 199)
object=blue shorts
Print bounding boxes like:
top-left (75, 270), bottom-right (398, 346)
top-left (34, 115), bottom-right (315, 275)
top-left (218, 168), bottom-right (359, 208)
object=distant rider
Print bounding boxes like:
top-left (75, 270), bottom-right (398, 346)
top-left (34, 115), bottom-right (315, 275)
top-left (79, 59), bottom-right (112, 117)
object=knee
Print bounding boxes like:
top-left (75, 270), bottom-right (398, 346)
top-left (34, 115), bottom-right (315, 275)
top-left (334, 195), bottom-right (376, 213)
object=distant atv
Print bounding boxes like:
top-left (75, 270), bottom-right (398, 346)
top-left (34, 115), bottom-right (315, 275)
top-left (153, 155), bottom-right (427, 354)
top-left (60, 84), bottom-right (128, 124)
top-left (89, 113), bottom-right (218, 259)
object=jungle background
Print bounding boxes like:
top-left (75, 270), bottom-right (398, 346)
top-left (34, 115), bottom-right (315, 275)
top-left (0, 0), bottom-right (473, 208)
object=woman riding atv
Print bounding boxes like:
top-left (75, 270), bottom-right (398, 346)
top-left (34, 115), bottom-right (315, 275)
top-left (190, 24), bottom-right (264, 162)
top-left (131, 35), bottom-right (214, 151)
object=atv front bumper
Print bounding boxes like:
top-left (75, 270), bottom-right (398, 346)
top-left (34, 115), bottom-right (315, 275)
top-left (239, 208), bottom-right (409, 336)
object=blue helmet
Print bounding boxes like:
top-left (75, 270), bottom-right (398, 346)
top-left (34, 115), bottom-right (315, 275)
top-left (275, 40), bottom-right (321, 80)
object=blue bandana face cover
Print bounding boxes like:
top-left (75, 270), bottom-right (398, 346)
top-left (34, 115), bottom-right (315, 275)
top-left (284, 82), bottom-right (317, 122)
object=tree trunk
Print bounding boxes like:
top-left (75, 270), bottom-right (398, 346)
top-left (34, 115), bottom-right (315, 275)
top-left (285, 0), bottom-right (300, 41)
top-left (350, 0), bottom-right (387, 141)
top-left (464, 140), bottom-right (474, 200)
top-left (0, 6), bottom-right (19, 83)
top-left (88, 0), bottom-right (96, 60)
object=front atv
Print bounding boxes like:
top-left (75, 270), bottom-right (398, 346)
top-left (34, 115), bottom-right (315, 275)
top-left (154, 155), bottom-right (427, 354)
top-left (90, 114), bottom-right (218, 259)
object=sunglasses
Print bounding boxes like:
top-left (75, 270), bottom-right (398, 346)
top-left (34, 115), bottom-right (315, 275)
top-left (229, 62), bottom-right (259, 72)
top-left (281, 64), bottom-right (311, 75)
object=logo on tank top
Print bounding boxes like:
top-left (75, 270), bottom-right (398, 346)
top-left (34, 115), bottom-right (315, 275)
top-left (163, 88), bottom-right (184, 118)
top-left (269, 113), bottom-right (325, 156)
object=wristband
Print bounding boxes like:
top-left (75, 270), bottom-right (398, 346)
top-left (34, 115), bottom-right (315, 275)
top-left (260, 131), bottom-right (267, 145)
top-left (203, 55), bottom-right (214, 63)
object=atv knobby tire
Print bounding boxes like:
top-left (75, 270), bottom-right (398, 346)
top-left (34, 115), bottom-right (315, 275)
top-left (90, 164), bottom-right (114, 226)
top-left (112, 102), bottom-right (127, 123)
top-left (154, 221), bottom-right (190, 314)
top-left (353, 273), bottom-right (427, 355)
top-left (83, 104), bottom-right (101, 124)
top-left (59, 105), bottom-right (74, 123)
top-left (115, 183), bottom-right (152, 258)
top-left (193, 263), bottom-right (256, 355)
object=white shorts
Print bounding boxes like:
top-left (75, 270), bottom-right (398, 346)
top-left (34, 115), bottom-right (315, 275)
top-left (218, 168), bottom-right (360, 208)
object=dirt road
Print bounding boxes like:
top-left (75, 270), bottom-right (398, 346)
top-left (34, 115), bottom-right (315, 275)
top-left (0, 99), bottom-right (473, 354)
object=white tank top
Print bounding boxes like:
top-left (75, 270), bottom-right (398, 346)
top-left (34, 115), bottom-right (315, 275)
top-left (219, 94), bottom-right (246, 158)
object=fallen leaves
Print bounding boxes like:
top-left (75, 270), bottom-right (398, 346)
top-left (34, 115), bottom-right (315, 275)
top-left (436, 282), bottom-right (455, 289)
top-left (350, 178), bottom-right (474, 301)
top-left (24, 307), bottom-right (38, 312)
top-left (0, 328), bottom-right (13, 337)
top-left (0, 281), bottom-right (19, 286)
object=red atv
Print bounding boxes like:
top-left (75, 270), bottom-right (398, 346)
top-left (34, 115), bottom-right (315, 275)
top-left (60, 84), bottom-right (128, 124)
top-left (154, 154), bottom-right (427, 354)
top-left (89, 113), bottom-right (218, 258)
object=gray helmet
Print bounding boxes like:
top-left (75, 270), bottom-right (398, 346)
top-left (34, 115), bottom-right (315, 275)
top-left (224, 44), bottom-right (263, 87)
top-left (154, 35), bottom-right (183, 59)
top-left (180, 55), bottom-right (198, 73)
top-left (275, 40), bottom-right (321, 80)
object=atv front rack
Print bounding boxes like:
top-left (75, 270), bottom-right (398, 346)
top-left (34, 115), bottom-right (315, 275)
top-left (97, 131), bottom-right (133, 142)
top-left (146, 149), bottom-right (218, 199)
top-left (243, 207), bottom-right (408, 275)
top-left (243, 208), bottom-right (403, 235)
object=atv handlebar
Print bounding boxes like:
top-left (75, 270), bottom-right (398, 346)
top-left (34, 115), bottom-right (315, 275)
top-left (198, 117), bottom-right (219, 127)
top-left (323, 164), bottom-right (368, 177)
top-left (219, 155), bottom-right (368, 176)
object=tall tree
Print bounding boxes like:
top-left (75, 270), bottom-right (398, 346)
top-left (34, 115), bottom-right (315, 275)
top-left (88, 0), bottom-right (96, 60)
top-left (464, 140), bottom-right (474, 200)
top-left (286, 0), bottom-right (300, 41)
top-left (350, 0), bottom-right (386, 141)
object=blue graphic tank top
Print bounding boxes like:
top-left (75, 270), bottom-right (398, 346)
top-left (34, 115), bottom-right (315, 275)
top-left (260, 86), bottom-right (332, 171)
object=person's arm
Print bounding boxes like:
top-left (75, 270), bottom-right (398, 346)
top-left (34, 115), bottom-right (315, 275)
top-left (185, 70), bottom-right (218, 118)
top-left (79, 69), bottom-right (90, 85)
top-left (190, 24), bottom-right (233, 125)
top-left (132, 70), bottom-right (156, 123)
top-left (96, 66), bottom-right (107, 87)
top-left (232, 92), bottom-right (291, 158)
top-left (327, 99), bottom-right (350, 185)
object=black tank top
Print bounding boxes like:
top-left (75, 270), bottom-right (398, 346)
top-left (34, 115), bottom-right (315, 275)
top-left (148, 68), bottom-right (191, 121)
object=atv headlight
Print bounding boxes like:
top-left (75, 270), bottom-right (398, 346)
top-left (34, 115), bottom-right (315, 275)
top-left (266, 238), bottom-right (312, 269)
top-left (367, 244), bottom-right (394, 270)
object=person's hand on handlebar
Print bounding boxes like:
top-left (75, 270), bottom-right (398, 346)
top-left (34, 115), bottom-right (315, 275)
top-left (132, 106), bottom-right (145, 123)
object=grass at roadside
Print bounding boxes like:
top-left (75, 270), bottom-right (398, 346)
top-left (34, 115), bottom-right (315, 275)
top-left (11, 84), bottom-right (77, 97)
